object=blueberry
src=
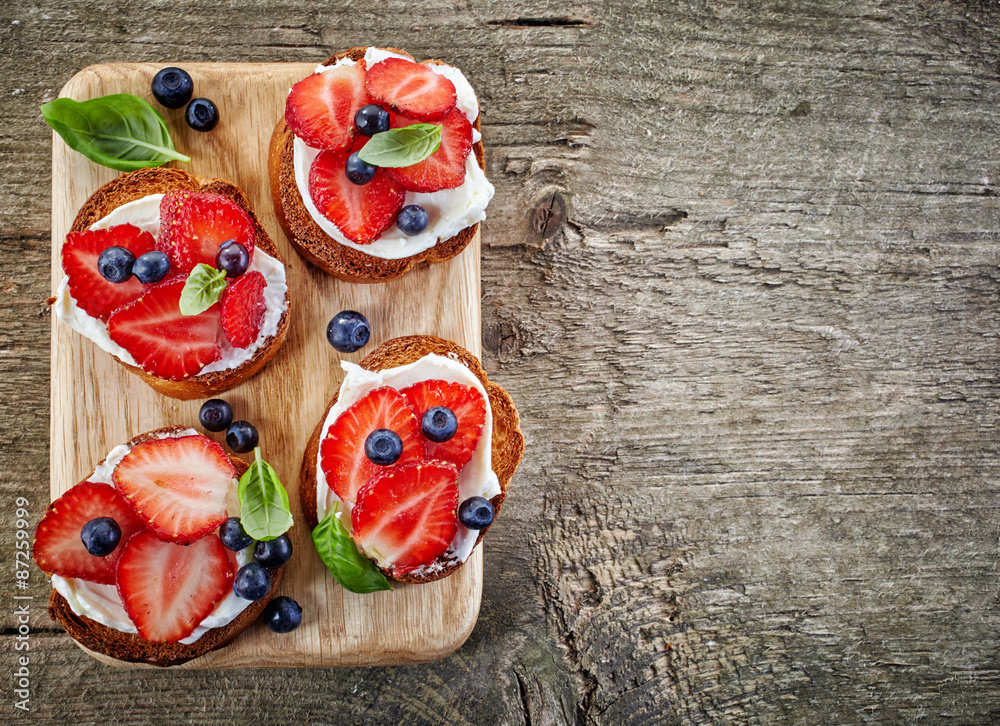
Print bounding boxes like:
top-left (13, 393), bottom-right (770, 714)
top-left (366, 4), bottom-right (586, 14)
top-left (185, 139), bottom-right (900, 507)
top-left (365, 428), bottom-right (403, 466)
top-left (132, 250), bottom-right (170, 284)
top-left (151, 67), bottom-right (194, 109)
top-left (215, 239), bottom-right (250, 277)
top-left (185, 97), bottom-right (219, 132)
top-left (458, 497), bottom-right (495, 530)
top-left (254, 535), bottom-right (292, 568)
top-left (262, 596), bottom-right (302, 633)
top-left (396, 205), bottom-right (429, 236)
top-left (219, 517), bottom-right (253, 552)
top-left (345, 152), bottom-right (377, 185)
top-left (233, 562), bottom-right (271, 601)
top-left (199, 399), bottom-right (233, 432)
top-left (97, 246), bottom-right (135, 283)
top-left (80, 517), bottom-right (121, 557)
top-left (226, 420), bottom-right (259, 454)
top-left (354, 104), bottom-right (390, 137)
top-left (421, 406), bottom-right (458, 443)
top-left (326, 310), bottom-right (370, 353)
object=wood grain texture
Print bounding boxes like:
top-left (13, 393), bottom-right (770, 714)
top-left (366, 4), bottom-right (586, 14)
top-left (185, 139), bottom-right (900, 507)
top-left (50, 63), bottom-right (485, 669)
top-left (4, 0), bottom-right (1000, 723)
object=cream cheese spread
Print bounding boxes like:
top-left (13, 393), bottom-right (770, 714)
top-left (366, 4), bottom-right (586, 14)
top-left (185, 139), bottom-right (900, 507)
top-left (315, 353), bottom-right (501, 569)
top-left (50, 429), bottom-right (254, 645)
top-left (291, 47), bottom-right (495, 260)
top-left (53, 194), bottom-right (289, 376)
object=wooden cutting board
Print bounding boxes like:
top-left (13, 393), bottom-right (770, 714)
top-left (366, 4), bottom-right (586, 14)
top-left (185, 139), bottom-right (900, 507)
top-left (49, 63), bottom-right (484, 669)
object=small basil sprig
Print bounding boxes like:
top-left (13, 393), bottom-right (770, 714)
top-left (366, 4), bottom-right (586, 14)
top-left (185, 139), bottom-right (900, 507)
top-left (356, 124), bottom-right (442, 168)
top-left (237, 448), bottom-right (294, 541)
top-left (41, 94), bottom-right (190, 172)
top-left (312, 505), bottom-right (391, 594)
top-left (179, 264), bottom-right (226, 315)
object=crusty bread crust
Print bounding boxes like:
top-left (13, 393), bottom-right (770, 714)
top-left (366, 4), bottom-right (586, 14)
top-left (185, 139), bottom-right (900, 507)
top-left (45, 426), bottom-right (283, 667)
top-left (299, 336), bottom-right (524, 584)
top-left (65, 167), bottom-right (291, 401)
top-left (268, 47), bottom-right (486, 284)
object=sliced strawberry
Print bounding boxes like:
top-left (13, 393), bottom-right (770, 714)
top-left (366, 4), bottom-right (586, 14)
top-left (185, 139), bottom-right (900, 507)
top-left (220, 271), bottom-right (266, 349)
top-left (62, 224), bottom-right (156, 322)
top-left (157, 191), bottom-right (255, 274)
top-left (400, 380), bottom-right (487, 470)
top-left (33, 481), bottom-right (147, 585)
top-left (286, 62), bottom-right (369, 151)
top-left (309, 139), bottom-right (406, 244)
top-left (365, 58), bottom-right (457, 122)
top-left (319, 387), bottom-right (424, 505)
top-left (107, 276), bottom-right (222, 381)
top-left (384, 108), bottom-right (473, 192)
top-left (112, 435), bottom-right (235, 543)
top-left (116, 531), bottom-right (234, 643)
top-left (352, 460), bottom-right (459, 575)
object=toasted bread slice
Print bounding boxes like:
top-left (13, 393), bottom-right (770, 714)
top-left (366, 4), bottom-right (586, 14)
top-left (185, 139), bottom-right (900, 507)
top-left (269, 47), bottom-right (486, 284)
top-left (300, 335), bottom-right (524, 584)
top-left (58, 167), bottom-right (291, 401)
top-left (45, 426), bottom-right (283, 667)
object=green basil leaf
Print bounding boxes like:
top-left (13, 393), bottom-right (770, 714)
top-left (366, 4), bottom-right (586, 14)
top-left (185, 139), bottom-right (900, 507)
top-left (179, 264), bottom-right (227, 316)
top-left (312, 506), bottom-right (391, 594)
top-left (41, 94), bottom-right (190, 172)
top-left (356, 124), bottom-right (442, 168)
top-left (237, 448), bottom-right (294, 541)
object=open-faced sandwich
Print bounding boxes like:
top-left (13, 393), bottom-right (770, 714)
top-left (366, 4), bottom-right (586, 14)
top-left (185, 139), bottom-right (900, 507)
top-left (302, 336), bottom-right (523, 590)
top-left (270, 46), bottom-right (494, 284)
top-left (51, 167), bottom-right (291, 400)
top-left (33, 426), bottom-right (296, 666)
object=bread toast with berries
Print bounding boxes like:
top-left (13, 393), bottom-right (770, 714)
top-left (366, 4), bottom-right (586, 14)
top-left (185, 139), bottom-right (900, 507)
top-left (269, 47), bottom-right (487, 284)
top-left (40, 426), bottom-right (283, 667)
top-left (300, 336), bottom-right (523, 584)
top-left (54, 167), bottom-right (291, 400)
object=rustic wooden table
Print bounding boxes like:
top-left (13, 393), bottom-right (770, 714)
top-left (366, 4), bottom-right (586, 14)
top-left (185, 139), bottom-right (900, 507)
top-left (3, 1), bottom-right (999, 724)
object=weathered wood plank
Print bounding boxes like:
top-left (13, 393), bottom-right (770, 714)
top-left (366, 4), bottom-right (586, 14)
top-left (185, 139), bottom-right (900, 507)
top-left (3, 0), bottom-right (1000, 723)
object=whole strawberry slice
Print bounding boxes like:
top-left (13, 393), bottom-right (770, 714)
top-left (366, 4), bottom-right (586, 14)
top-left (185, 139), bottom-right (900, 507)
top-left (364, 58), bottom-right (457, 122)
top-left (320, 386), bottom-right (424, 505)
top-left (309, 140), bottom-right (406, 244)
top-left (400, 380), bottom-right (487, 470)
top-left (352, 460), bottom-right (459, 575)
top-left (286, 62), bottom-right (369, 151)
top-left (33, 481), bottom-right (147, 585)
top-left (385, 108), bottom-right (473, 193)
top-left (113, 435), bottom-right (235, 543)
top-left (116, 531), bottom-right (234, 643)
top-left (220, 270), bottom-right (267, 348)
top-left (62, 224), bottom-right (156, 322)
top-left (107, 276), bottom-right (222, 381)
top-left (158, 191), bottom-right (255, 274)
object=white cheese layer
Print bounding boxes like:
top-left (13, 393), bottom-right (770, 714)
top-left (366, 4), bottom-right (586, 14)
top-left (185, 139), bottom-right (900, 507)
top-left (53, 194), bottom-right (289, 375)
top-left (291, 47), bottom-right (495, 260)
top-left (50, 429), bottom-right (255, 645)
top-left (315, 353), bottom-right (501, 569)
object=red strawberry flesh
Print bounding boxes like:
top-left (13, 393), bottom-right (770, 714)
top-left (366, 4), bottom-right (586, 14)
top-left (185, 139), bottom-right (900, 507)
top-left (107, 275), bottom-right (222, 381)
top-left (384, 108), bottom-right (473, 193)
top-left (365, 58), bottom-right (457, 122)
top-left (309, 138), bottom-right (406, 244)
top-left (319, 386), bottom-right (424, 505)
top-left (286, 62), bottom-right (369, 151)
top-left (220, 270), bottom-right (267, 349)
top-left (33, 481), bottom-right (147, 585)
top-left (116, 531), bottom-right (235, 643)
top-left (62, 224), bottom-right (156, 322)
top-left (351, 460), bottom-right (459, 575)
top-left (157, 191), bottom-right (255, 275)
top-left (400, 379), bottom-right (487, 470)
top-left (112, 435), bottom-right (235, 544)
